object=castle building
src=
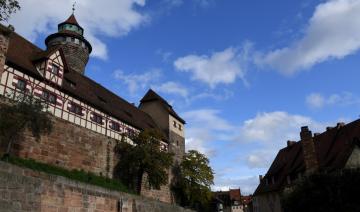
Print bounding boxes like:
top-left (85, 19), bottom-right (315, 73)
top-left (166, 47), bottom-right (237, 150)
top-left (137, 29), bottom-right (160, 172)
top-left (252, 122), bottom-right (360, 212)
top-left (0, 13), bottom-right (185, 203)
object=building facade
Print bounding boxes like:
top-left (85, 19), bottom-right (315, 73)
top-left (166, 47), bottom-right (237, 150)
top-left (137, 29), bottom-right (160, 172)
top-left (0, 14), bottom-right (185, 203)
top-left (252, 122), bottom-right (360, 212)
top-left (212, 189), bottom-right (246, 212)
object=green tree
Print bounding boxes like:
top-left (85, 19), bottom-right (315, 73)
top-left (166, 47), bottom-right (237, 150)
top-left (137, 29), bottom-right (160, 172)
top-left (172, 150), bottom-right (214, 211)
top-left (114, 129), bottom-right (174, 194)
top-left (0, 93), bottom-right (53, 157)
top-left (0, 0), bottom-right (20, 22)
top-left (282, 169), bottom-right (360, 212)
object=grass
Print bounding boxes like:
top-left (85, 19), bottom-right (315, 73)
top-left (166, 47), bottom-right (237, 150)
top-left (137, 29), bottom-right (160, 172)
top-left (1, 155), bottom-right (134, 194)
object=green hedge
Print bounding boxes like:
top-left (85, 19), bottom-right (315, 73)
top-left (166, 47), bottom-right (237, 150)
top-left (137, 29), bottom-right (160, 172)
top-left (1, 156), bottom-right (134, 194)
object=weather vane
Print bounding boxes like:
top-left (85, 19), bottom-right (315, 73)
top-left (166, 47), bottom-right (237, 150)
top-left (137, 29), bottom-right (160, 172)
top-left (72, 2), bottom-right (76, 14)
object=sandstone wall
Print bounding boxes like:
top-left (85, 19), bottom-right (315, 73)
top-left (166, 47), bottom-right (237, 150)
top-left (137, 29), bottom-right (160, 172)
top-left (0, 161), bottom-right (193, 212)
top-left (4, 115), bottom-right (118, 178)
top-left (0, 100), bottom-right (174, 203)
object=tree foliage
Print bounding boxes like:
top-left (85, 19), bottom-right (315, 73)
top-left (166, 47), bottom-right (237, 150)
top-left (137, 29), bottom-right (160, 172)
top-left (0, 93), bottom-right (53, 157)
top-left (0, 0), bottom-right (20, 22)
top-left (282, 169), bottom-right (360, 212)
top-left (172, 150), bottom-right (214, 211)
top-left (114, 129), bottom-right (174, 194)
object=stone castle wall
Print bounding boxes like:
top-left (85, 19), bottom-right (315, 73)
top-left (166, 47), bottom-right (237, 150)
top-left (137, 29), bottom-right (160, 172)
top-left (47, 39), bottom-right (89, 75)
top-left (0, 100), bottom-right (174, 203)
top-left (1, 113), bottom-right (118, 178)
top-left (0, 161), bottom-right (193, 212)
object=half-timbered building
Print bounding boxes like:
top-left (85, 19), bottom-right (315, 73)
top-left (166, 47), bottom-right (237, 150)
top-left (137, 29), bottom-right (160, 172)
top-left (0, 14), bottom-right (185, 203)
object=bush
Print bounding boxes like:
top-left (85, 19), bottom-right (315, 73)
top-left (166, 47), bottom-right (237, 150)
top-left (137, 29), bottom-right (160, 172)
top-left (282, 169), bottom-right (360, 212)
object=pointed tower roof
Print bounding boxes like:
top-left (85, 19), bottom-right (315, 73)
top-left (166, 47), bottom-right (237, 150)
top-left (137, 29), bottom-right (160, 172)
top-left (140, 89), bottom-right (186, 124)
top-left (64, 14), bottom-right (80, 26)
top-left (58, 14), bottom-right (83, 31)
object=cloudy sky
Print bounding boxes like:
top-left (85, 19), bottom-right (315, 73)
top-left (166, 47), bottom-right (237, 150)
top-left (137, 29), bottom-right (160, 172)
top-left (8, 0), bottom-right (360, 194)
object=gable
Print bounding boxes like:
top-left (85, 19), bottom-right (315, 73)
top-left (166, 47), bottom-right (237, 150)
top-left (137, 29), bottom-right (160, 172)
top-left (346, 146), bottom-right (360, 169)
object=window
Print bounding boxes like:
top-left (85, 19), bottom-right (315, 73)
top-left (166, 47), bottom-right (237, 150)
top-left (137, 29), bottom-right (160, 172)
top-left (173, 121), bottom-right (177, 128)
top-left (16, 79), bottom-right (26, 91)
top-left (91, 112), bottom-right (103, 125)
top-left (179, 125), bottom-right (182, 131)
top-left (42, 90), bottom-right (57, 104)
top-left (51, 64), bottom-right (60, 75)
top-left (110, 121), bottom-right (121, 132)
top-left (68, 102), bottom-right (83, 116)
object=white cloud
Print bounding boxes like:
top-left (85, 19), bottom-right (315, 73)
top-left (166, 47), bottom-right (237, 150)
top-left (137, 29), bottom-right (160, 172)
top-left (183, 109), bottom-right (235, 157)
top-left (152, 81), bottom-right (188, 98)
top-left (306, 92), bottom-right (360, 109)
top-left (257, 0), bottom-right (360, 74)
top-left (174, 43), bottom-right (252, 88)
top-left (156, 49), bottom-right (173, 62)
top-left (183, 109), bottom-right (234, 131)
top-left (183, 109), bottom-right (336, 193)
top-left (237, 111), bottom-right (330, 169)
top-left (113, 69), bottom-right (161, 95)
top-left (239, 111), bottom-right (326, 145)
top-left (212, 175), bottom-right (259, 195)
top-left (9, 0), bottom-right (148, 59)
top-left (306, 93), bottom-right (325, 109)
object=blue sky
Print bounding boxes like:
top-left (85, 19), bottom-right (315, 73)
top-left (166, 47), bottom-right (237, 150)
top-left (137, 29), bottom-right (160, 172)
top-left (8, 0), bottom-right (360, 194)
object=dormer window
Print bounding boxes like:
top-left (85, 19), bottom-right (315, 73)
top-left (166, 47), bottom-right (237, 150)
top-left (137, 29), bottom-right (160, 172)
top-left (51, 64), bottom-right (60, 75)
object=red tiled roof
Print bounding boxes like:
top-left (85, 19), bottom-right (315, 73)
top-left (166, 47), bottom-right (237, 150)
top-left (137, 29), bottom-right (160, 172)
top-left (60, 14), bottom-right (81, 28)
top-left (5, 29), bottom-right (162, 135)
top-left (229, 189), bottom-right (241, 202)
top-left (254, 119), bottom-right (360, 195)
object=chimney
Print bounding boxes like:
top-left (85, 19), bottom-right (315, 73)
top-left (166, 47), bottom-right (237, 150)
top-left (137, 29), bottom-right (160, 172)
top-left (259, 175), bottom-right (263, 182)
top-left (337, 122), bottom-right (345, 129)
top-left (326, 126), bottom-right (334, 131)
top-left (287, 140), bottom-right (296, 147)
top-left (300, 126), bottom-right (319, 174)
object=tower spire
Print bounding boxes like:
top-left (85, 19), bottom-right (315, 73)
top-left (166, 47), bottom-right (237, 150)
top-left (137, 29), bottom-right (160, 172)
top-left (72, 2), bottom-right (76, 14)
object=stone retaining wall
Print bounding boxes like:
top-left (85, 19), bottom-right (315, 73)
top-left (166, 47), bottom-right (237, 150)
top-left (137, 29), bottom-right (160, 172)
top-left (0, 161), bottom-right (193, 212)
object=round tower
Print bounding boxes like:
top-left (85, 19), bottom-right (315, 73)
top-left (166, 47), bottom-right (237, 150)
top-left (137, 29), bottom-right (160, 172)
top-left (45, 14), bottom-right (92, 75)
